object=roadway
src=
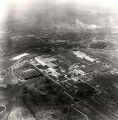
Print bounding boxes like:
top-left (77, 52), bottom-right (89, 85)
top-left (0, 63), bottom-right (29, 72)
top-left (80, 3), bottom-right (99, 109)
top-left (72, 96), bottom-right (118, 120)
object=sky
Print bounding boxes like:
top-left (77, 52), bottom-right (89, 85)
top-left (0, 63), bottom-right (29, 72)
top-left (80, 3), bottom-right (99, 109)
top-left (1, 0), bottom-right (118, 29)
top-left (1, 0), bottom-right (118, 15)
top-left (5, 0), bottom-right (118, 8)
top-left (0, 0), bottom-right (118, 7)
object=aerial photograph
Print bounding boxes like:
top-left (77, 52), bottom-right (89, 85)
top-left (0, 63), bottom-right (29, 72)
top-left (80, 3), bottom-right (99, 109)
top-left (1, 0), bottom-right (118, 120)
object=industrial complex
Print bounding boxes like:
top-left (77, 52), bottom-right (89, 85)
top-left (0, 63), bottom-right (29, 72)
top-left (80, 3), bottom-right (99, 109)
top-left (0, 49), bottom-right (118, 120)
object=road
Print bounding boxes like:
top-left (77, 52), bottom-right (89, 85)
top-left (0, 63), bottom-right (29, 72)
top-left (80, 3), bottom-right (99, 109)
top-left (72, 95), bottom-right (118, 120)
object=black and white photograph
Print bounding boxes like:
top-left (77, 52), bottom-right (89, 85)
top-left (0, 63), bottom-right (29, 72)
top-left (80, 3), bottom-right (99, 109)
top-left (0, 0), bottom-right (118, 120)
